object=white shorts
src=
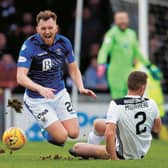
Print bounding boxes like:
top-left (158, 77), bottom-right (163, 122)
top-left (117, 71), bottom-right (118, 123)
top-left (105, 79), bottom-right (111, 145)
top-left (23, 89), bottom-right (77, 128)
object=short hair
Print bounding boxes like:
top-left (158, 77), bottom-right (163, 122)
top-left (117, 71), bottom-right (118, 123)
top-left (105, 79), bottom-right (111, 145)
top-left (127, 71), bottom-right (148, 91)
top-left (36, 10), bottom-right (57, 24)
top-left (114, 10), bottom-right (128, 16)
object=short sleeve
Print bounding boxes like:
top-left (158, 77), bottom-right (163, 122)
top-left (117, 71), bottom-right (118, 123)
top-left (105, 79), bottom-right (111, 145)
top-left (65, 39), bottom-right (75, 64)
top-left (17, 41), bottom-right (33, 68)
top-left (106, 101), bottom-right (120, 124)
top-left (150, 99), bottom-right (160, 119)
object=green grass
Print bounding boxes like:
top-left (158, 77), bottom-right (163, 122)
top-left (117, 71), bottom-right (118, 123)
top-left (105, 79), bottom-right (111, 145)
top-left (0, 140), bottom-right (168, 168)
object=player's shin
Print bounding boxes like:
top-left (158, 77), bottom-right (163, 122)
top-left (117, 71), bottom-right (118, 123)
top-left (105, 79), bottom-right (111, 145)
top-left (69, 143), bottom-right (109, 159)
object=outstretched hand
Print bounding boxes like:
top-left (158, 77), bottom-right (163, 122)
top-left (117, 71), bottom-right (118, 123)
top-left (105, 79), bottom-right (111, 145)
top-left (79, 88), bottom-right (97, 99)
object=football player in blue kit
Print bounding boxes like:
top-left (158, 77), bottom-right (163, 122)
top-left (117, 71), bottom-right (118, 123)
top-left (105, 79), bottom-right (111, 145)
top-left (17, 10), bottom-right (96, 146)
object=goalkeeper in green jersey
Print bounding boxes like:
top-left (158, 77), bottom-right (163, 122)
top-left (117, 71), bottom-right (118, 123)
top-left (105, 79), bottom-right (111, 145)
top-left (97, 11), bottom-right (161, 98)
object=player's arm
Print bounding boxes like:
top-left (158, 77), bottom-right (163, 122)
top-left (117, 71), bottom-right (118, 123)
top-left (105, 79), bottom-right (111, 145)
top-left (98, 30), bottom-right (113, 64)
top-left (17, 67), bottom-right (55, 98)
top-left (17, 67), bottom-right (42, 92)
top-left (17, 42), bottom-right (55, 98)
top-left (105, 123), bottom-right (118, 160)
top-left (151, 99), bottom-right (162, 133)
top-left (105, 101), bottom-right (120, 160)
top-left (152, 117), bottom-right (162, 133)
top-left (66, 38), bottom-right (96, 99)
top-left (97, 30), bottom-right (113, 77)
top-left (68, 62), bottom-right (96, 99)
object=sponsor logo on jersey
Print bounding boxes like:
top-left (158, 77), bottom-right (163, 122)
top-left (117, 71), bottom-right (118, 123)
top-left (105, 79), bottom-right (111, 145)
top-left (18, 56), bottom-right (27, 62)
top-left (37, 109), bottom-right (48, 122)
top-left (42, 58), bottom-right (52, 71)
top-left (123, 43), bottom-right (129, 48)
top-left (37, 52), bottom-right (48, 56)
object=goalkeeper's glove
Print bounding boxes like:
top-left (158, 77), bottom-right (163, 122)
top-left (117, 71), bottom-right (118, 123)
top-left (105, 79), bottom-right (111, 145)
top-left (97, 64), bottom-right (106, 78)
top-left (146, 64), bottom-right (163, 81)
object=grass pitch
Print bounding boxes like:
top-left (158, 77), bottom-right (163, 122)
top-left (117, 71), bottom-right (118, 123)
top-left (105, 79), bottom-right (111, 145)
top-left (0, 140), bottom-right (168, 168)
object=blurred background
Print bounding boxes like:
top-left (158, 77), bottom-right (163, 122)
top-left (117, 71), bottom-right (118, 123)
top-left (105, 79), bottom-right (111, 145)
top-left (0, 0), bottom-right (168, 141)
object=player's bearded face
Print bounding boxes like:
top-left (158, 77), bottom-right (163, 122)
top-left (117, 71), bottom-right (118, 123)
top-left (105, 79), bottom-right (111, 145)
top-left (115, 13), bottom-right (129, 31)
top-left (36, 18), bottom-right (58, 46)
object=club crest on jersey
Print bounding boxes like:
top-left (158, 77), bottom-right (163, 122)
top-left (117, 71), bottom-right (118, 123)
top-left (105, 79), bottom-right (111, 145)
top-left (123, 43), bottom-right (129, 48)
top-left (42, 58), bottom-right (52, 71)
top-left (56, 48), bottom-right (63, 56)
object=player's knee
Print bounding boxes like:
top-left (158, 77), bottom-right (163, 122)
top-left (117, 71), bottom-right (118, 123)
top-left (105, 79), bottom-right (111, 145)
top-left (53, 131), bottom-right (68, 144)
top-left (73, 143), bottom-right (82, 151)
top-left (68, 129), bottom-right (79, 139)
top-left (59, 132), bottom-right (68, 143)
top-left (94, 119), bottom-right (106, 136)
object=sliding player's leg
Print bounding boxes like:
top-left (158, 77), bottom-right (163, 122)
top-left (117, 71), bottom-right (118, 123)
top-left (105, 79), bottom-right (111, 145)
top-left (88, 119), bottom-right (106, 144)
top-left (94, 119), bottom-right (106, 135)
top-left (69, 143), bottom-right (110, 159)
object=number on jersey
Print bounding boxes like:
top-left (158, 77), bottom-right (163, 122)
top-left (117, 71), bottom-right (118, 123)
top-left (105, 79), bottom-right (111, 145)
top-left (134, 112), bottom-right (147, 135)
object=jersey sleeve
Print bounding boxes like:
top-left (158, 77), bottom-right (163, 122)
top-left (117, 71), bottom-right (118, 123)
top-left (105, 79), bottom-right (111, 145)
top-left (150, 99), bottom-right (160, 119)
top-left (17, 41), bottom-right (33, 68)
top-left (106, 101), bottom-right (120, 124)
top-left (65, 39), bottom-right (75, 64)
top-left (132, 32), bottom-right (150, 66)
top-left (97, 29), bottom-right (114, 65)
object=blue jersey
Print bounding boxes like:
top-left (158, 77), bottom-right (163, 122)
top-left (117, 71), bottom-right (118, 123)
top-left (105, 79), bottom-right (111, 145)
top-left (17, 33), bottom-right (75, 98)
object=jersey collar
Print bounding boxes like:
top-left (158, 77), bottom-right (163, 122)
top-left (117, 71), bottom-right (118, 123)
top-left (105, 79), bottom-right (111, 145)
top-left (125, 95), bottom-right (142, 98)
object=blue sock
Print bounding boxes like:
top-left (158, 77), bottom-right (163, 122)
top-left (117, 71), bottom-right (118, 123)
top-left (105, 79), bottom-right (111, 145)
top-left (41, 129), bottom-right (65, 147)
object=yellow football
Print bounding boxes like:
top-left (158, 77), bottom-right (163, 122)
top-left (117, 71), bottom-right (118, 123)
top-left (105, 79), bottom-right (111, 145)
top-left (2, 127), bottom-right (26, 150)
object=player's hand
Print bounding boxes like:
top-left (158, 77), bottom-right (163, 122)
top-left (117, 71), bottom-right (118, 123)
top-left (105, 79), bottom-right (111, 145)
top-left (97, 64), bottom-right (106, 78)
top-left (79, 88), bottom-right (96, 99)
top-left (38, 87), bottom-right (56, 99)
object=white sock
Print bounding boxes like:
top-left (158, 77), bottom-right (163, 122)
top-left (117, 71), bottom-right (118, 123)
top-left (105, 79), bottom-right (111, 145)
top-left (87, 131), bottom-right (104, 144)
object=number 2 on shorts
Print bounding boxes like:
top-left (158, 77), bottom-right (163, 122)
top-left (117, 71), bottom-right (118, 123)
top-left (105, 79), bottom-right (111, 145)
top-left (65, 101), bottom-right (73, 112)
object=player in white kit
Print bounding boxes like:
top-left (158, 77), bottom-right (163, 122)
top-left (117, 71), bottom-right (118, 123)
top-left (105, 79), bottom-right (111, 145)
top-left (69, 71), bottom-right (161, 160)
